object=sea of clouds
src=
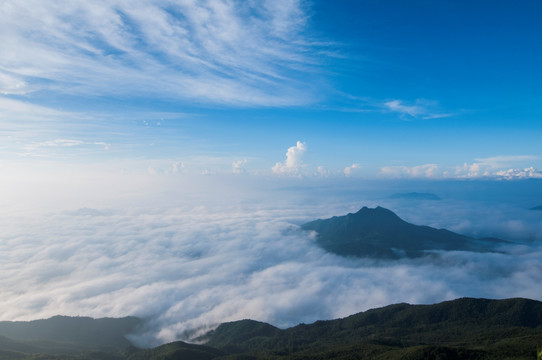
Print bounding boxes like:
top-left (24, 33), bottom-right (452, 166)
top-left (1, 174), bottom-right (541, 347)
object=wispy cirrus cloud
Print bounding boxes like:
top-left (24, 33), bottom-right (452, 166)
top-left (384, 99), bottom-right (453, 120)
top-left (473, 155), bottom-right (539, 169)
top-left (20, 139), bottom-right (111, 157)
top-left (0, 0), bottom-right (321, 106)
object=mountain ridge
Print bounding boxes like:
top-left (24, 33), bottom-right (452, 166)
top-left (201, 297), bottom-right (542, 359)
top-left (1, 298), bottom-right (541, 359)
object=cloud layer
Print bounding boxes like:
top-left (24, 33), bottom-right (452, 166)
top-left (1, 176), bottom-right (542, 348)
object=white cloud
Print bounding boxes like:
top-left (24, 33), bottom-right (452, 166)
top-left (0, 0), bottom-right (321, 106)
top-left (455, 156), bottom-right (541, 179)
top-left (384, 99), bottom-right (452, 119)
top-left (385, 100), bottom-right (424, 117)
top-left (317, 166), bottom-right (329, 177)
top-left (93, 142), bottom-right (111, 151)
top-left (21, 139), bottom-right (111, 157)
top-left (232, 159), bottom-right (248, 174)
top-left (380, 164), bottom-right (440, 178)
top-left (172, 162), bottom-right (185, 174)
top-left (494, 167), bottom-right (542, 180)
top-left (343, 163), bottom-right (360, 177)
top-left (0, 97), bottom-right (72, 122)
top-left (272, 141), bottom-right (307, 176)
top-left (201, 169), bottom-right (216, 176)
top-left (454, 162), bottom-right (491, 178)
top-left (379, 156), bottom-right (542, 180)
top-left (0, 72), bottom-right (28, 95)
top-left (473, 155), bottom-right (538, 168)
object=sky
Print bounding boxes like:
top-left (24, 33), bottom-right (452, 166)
top-left (1, 0), bottom-right (542, 347)
top-left (1, 0), bottom-right (541, 179)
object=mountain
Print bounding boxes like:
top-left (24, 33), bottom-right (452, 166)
top-left (389, 192), bottom-right (441, 200)
top-left (201, 297), bottom-right (542, 360)
top-left (0, 315), bottom-right (141, 358)
top-left (2, 298), bottom-right (542, 359)
top-left (125, 341), bottom-right (226, 360)
top-left (530, 205), bottom-right (542, 211)
top-left (301, 206), bottom-right (506, 259)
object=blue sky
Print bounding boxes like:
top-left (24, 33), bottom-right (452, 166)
top-left (1, 0), bottom-right (542, 179)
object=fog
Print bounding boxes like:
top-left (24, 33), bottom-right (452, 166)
top-left (1, 174), bottom-right (541, 347)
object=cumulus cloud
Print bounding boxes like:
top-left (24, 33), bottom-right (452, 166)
top-left (0, 0), bottom-right (322, 106)
top-left (272, 141), bottom-right (307, 176)
top-left (379, 156), bottom-right (542, 180)
top-left (380, 164), bottom-right (440, 178)
top-left (344, 163), bottom-right (360, 177)
top-left (317, 166), bottom-right (329, 177)
top-left (232, 159), bottom-right (248, 174)
top-left (494, 167), bottom-right (542, 179)
top-left (455, 156), bottom-right (541, 179)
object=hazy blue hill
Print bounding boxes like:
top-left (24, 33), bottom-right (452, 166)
top-left (301, 206), bottom-right (506, 259)
top-left (0, 316), bottom-right (141, 351)
top-left (530, 205), bottom-right (542, 211)
top-left (389, 192), bottom-right (441, 200)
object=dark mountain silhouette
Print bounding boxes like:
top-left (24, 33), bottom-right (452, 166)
top-left (201, 297), bottom-right (542, 360)
top-left (530, 205), bottom-right (542, 211)
top-left (125, 341), bottom-right (226, 360)
top-left (301, 206), bottom-right (506, 258)
top-left (389, 192), bottom-right (441, 200)
top-left (1, 298), bottom-right (541, 359)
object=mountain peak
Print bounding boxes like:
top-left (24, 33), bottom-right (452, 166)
top-left (302, 206), bottom-right (502, 259)
top-left (349, 206), bottom-right (405, 227)
top-left (356, 206), bottom-right (401, 217)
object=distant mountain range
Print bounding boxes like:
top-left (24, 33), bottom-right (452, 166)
top-left (389, 192), bottom-right (441, 200)
top-left (301, 206), bottom-right (507, 259)
top-left (531, 205), bottom-right (542, 211)
top-left (1, 298), bottom-right (541, 359)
